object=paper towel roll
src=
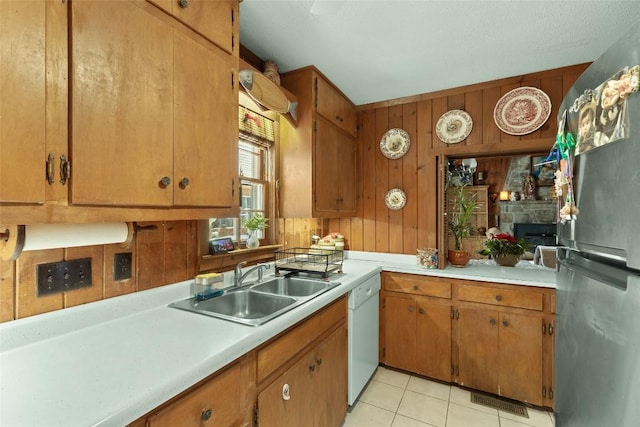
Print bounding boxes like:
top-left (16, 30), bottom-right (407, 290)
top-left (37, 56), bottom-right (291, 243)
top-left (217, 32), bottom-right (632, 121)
top-left (0, 223), bottom-right (133, 260)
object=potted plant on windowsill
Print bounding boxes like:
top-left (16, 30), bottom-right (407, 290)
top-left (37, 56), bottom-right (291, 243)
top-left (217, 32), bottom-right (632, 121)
top-left (448, 185), bottom-right (477, 267)
top-left (243, 213), bottom-right (268, 249)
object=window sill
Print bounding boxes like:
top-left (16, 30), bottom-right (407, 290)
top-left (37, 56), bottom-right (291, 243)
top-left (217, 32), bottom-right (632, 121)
top-left (199, 244), bottom-right (282, 273)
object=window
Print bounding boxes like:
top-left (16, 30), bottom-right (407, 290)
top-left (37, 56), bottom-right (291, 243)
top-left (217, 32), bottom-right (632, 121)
top-left (209, 135), bottom-right (272, 244)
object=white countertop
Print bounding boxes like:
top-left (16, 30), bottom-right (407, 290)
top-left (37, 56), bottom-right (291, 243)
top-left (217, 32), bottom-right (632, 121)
top-left (0, 252), bottom-right (555, 427)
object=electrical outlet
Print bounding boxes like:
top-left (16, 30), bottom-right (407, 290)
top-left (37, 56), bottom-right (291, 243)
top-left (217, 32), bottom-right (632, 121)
top-left (36, 258), bottom-right (92, 296)
top-left (113, 252), bottom-right (132, 281)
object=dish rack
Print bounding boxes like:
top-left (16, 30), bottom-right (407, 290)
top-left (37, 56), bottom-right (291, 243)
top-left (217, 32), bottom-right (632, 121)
top-left (274, 247), bottom-right (343, 278)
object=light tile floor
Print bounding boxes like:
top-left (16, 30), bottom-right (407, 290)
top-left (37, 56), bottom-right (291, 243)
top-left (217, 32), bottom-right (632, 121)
top-left (344, 367), bottom-right (555, 427)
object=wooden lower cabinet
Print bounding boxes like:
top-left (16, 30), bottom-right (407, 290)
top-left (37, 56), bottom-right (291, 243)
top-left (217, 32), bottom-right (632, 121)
top-left (382, 272), bottom-right (555, 408)
top-left (456, 306), bottom-right (543, 405)
top-left (129, 297), bottom-right (348, 427)
top-left (146, 362), bottom-right (242, 427)
top-left (383, 293), bottom-right (451, 382)
top-left (257, 323), bottom-right (347, 427)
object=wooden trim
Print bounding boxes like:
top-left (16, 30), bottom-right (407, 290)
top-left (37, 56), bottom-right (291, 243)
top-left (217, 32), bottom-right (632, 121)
top-left (356, 63), bottom-right (591, 110)
top-left (198, 244), bottom-right (281, 273)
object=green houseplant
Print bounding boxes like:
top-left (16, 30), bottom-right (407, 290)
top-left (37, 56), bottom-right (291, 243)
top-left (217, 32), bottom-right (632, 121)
top-left (447, 185), bottom-right (477, 267)
top-left (243, 213), bottom-right (268, 248)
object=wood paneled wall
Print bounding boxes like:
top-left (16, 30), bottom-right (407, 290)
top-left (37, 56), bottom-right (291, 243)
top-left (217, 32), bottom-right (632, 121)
top-left (0, 221), bottom-right (197, 322)
top-left (318, 63), bottom-right (589, 254)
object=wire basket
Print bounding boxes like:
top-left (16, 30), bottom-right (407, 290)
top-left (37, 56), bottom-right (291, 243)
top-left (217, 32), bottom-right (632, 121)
top-left (274, 247), bottom-right (343, 277)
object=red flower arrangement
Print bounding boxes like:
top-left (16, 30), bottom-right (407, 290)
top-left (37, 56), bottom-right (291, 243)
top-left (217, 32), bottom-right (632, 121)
top-left (480, 233), bottom-right (529, 257)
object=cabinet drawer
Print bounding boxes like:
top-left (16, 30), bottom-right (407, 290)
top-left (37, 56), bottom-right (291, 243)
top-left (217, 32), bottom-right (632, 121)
top-left (147, 363), bottom-right (240, 426)
top-left (458, 284), bottom-right (543, 311)
top-left (257, 296), bottom-right (346, 383)
top-left (384, 274), bottom-right (451, 299)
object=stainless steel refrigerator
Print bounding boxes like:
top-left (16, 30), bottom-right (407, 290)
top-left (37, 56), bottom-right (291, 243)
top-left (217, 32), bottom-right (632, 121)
top-left (555, 20), bottom-right (640, 427)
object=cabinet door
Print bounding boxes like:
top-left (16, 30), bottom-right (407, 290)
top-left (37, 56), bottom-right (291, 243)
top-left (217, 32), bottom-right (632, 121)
top-left (257, 352), bottom-right (314, 427)
top-left (457, 306), bottom-right (499, 394)
top-left (70, 1), bottom-right (174, 206)
top-left (416, 297), bottom-right (451, 382)
top-left (149, 0), bottom-right (236, 54)
top-left (383, 293), bottom-right (416, 372)
top-left (315, 76), bottom-right (355, 136)
top-left (173, 31), bottom-right (237, 207)
top-left (313, 118), bottom-right (356, 215)
top-left (499, 311), bottom-right (543, 405)
top-left (0, 0), bottom-right (46, 203)
top-left (313, 324), bottom-right (347, 427)
top-left (147, 363), bottom-right (241, 427)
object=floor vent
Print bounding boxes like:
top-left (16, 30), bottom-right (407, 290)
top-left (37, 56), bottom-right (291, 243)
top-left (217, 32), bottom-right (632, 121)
top-left (470, 392), bottom-right (529, 418)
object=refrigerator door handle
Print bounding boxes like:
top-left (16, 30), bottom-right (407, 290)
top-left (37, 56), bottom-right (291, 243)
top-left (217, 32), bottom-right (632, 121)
top-left (558, 249), bottom-right (629, 291)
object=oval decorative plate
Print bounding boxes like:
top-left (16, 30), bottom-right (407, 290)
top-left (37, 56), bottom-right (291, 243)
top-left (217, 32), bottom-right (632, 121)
top-left (385, 188), bottom-right (406, 210)
top-left (436, 110), bottom-right (473, 144)
top-left (494, 87), bottom-right (552, 135)
top-left (380, 128), bottom-right (410, 159)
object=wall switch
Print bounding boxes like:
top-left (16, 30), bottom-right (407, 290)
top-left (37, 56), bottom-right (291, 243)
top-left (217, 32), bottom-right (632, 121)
top-left (36, 258), bottom-right (92, 296)
top-left (113, 252), bottom-right (132, 281)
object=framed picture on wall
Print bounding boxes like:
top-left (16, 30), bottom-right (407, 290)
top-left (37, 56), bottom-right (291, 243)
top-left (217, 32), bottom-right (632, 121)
top-left (531, 156), bottom-right (555, 186)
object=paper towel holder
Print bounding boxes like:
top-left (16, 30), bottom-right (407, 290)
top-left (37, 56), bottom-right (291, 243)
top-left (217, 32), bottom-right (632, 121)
top-left (0, 223), bottom-right (135, 261)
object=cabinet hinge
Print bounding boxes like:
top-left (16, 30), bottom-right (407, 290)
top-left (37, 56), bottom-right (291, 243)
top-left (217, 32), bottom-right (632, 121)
top-left (231, 34), bottom-right (235, 51)
top-left (253, 404), bottom-right (258, 426)
top-left (59, 155), bottom-right (70, 185)
top-left (231, 178), bottom-right (236, 198)
top-left (313, 77), bottom-right (318, 109)
top-left (231, 72), bottom-right (235, 90)
top-left (231, 7), bottom-right (235, 23)
top-left (46, 154), bottom-right (55, 185)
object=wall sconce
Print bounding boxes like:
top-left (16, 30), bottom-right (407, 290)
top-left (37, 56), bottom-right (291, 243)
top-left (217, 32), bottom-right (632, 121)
top-left (499, 191), bottom-right (510, 201)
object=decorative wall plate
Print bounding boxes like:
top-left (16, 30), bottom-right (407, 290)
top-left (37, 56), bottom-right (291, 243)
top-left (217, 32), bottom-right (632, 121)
top-left (380, 128), bottom-right (410, 159)
top-left (385, 188), bottom-right (406, 210)
top-left (436, 110), bottom-right (473, 144)
top-left (494, 87), bottom-right (552, 135)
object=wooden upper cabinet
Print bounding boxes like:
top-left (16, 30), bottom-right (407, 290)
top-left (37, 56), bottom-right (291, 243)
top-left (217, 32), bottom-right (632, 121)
top-left (280, 66), bottom-right (358, 218)
top-left (148, 0), bottom-right (236, 55)
top-left (0, 1), bottom-right (46, 204)
top-left (70, 0), bottom-right (237, 208)
top-left (173, 31), bottom-right (237, 207)
top-left (315, 76), bottom-right (356, 136)
top-left (313, 118), bottom-right (357, 214)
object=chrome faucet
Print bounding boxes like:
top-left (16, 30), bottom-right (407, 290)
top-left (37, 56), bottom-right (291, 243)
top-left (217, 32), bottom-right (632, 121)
top-left (234, 262), bottom-right (271, 288)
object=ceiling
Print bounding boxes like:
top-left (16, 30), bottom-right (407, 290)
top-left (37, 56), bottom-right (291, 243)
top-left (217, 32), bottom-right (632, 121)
top-left (239, 1), bottom-right (640, 106)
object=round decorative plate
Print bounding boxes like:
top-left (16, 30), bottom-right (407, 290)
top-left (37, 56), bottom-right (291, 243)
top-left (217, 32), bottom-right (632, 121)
top-left (494, 87), bottom-right (552, 135)
top-left (385, 188), bottom-right (407, 210)
top-left (380, 128), bottom-right (410, 159)
top-left (436, 110), bottom-right (473, 144)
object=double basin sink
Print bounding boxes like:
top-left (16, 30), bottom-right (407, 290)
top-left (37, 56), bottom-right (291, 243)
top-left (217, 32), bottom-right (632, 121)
top-left (169, 275), bottom-right (340, 326)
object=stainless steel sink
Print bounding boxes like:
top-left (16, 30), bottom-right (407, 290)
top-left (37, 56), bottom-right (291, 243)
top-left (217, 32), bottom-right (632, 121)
top-left (169, 275), bottom-right (340, 326)
top-left (251, 276), bottom-right (330, 297)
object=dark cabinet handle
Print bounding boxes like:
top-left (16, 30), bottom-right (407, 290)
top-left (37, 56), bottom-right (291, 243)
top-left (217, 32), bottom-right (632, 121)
top-left (201, 408), bottom-right (212, 421)
top-left (179, 177), bottom-right (190, 189)
top-left (178, 0), bottom-right (188, 8)
top-left (489, 318), bottom-right (496, 325)
top-left (495, 295), bottom-right (502, 302)
top-left (502, 320), bottom-right (509, 327)
top-left (316, 358), bottom-right (323, 366)
top-left (413, 285), bottom-right (419, 291)
top-left (418, 308), bottom-right (425, 314)
top-left (309, 364), bottom-right (315, 372)
top-left (408, 306), bottom-right (414, 312)
top-left (159, 176), bottom-right (171, 188)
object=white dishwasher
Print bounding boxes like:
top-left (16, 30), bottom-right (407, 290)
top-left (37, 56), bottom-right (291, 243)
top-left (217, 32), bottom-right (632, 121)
top-left (348, 274), bottom-right (381, 406)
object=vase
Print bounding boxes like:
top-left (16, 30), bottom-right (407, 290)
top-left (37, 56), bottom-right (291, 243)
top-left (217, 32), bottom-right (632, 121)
top-left (246, 230), bottom-right (260, 249)
top-left (448, 250), bottom-right (470, 267)
top-left (494, 254), bottom-right (520, 267)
